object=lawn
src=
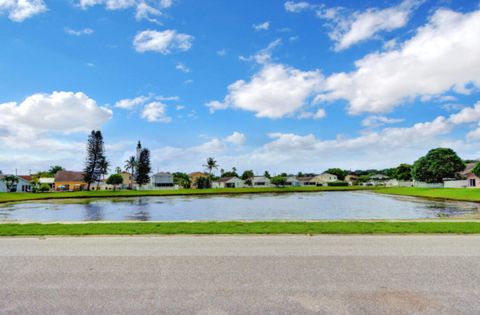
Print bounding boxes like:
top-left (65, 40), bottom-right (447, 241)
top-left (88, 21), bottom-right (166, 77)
top-left (376, 187), bottom-right (480, 202)
top-left (0, 186), bottom-right (373, 204)
top-left (1, 221), bottom-right (480, 236)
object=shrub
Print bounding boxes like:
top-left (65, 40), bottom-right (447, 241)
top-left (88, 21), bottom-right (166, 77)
top-left (38, 184), bottom-right (51, 192)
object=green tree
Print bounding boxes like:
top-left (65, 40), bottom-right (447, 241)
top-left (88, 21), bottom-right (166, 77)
top-left (271, 175), bottom-right (287, 187)
top-left (135, 148), bottom-right (151, 188)
top-left (412, 148), bottom-right (465, 183)
top-left (124, 156), bottom-right (136, 189)
top-left (48, 165), bottom-right (64, 175)
top-left (97, 157), bottom-right (110, 189)
top-left (1, 175), bottom-right (19, 192)
top-left (241, 170), bottom-right (254, 180)
top-left (393, 164), bottom-right (413, 181)
top-left (195, 176), bottom-right (211, 189)
top-left (264, 171), bottom-right (271, 178)
top-left (106, 173), bottom-right (123, 191)
top-left (472, 162), bottom-right (480, 178)
top-left (203, 157), bottom-right (218, 175)
top-left (173, 172), bottom-right (191, 188)
top-left (83, 130), bottom-right (107, 190)
top-left (325, 168), bottom-right (347, 180)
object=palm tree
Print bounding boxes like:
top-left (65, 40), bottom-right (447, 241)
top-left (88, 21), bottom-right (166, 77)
top-left (97, 158), bottom-right (110, 189)
top-left (124, 156), bottom-right (136, 189)
top-left (203, 157), bottom-right (219, 175)
top-left (1, 175), bottom-right (19, 192)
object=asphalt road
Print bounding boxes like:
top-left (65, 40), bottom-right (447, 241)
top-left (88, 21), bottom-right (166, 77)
top-left (1, 235), bottom-right (480, 314)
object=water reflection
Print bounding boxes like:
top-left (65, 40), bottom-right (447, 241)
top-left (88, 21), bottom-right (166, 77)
top-left (0, 191), bottom-right (479, 222)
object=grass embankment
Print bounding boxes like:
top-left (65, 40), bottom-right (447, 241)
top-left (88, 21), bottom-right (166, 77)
top-left (1, 222), bottom-right (480, 236)
top-left (377, 187), bottom-right (480, 203)
top-left (0, 186), bottom-right (373, 204)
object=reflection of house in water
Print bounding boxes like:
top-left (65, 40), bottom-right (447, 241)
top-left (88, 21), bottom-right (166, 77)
top-left (130, 210), bottom-right (151, 221)
top-left (84, 203), bottom-right (104, 221)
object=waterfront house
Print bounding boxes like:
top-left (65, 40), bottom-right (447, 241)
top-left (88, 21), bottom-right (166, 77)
top-left (345, 175), bottom-right (358, 186)
top-left (310, 173), bottom-right (338, 186)
top-left (461, 163), bottom-right (480, 188)
top-left (286, 176), bottom-right (300, 186)
top-left (212, 177), bottom-right (245, 188)
top-left (252, 176), bottom-right (272, 187)
top-left (39, 177), bottom-right (55, 188)
top-left (0, 175), bottom-right (32, 192)
top-left (151, 172), bottom-right (175, 188)
top-left (364, 174), bottom-right (390, 186)
top-left (189, 172), bottom-right (209, 189)
top-left (298, 176), bottom-right (316, 186)
top-left (54, 171), bottom-right (87, 191)
top-left (119, 172), bottom-right (134, 189)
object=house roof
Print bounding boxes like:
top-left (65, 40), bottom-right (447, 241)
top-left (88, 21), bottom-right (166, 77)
top-left (461, 162), bottom-right (477, 175)
top-left (39, 178), bottom-right (55, 184)
top-left (19, 175), bottom-right (33, 182)
top-left (320, 173), bottom-right (336, 177)
top-left (55, 171), bottom-right (85, 182)
top-left (370, 174), bottom-right (389, 180)
top-left (153, 172), bottom-right (172, 176)
top-left (297, 176), bottom-right (315, 181)
top-left (189, 172), bottom-right (208, 177)
top-left (217, 176), bottom-right (242, 183)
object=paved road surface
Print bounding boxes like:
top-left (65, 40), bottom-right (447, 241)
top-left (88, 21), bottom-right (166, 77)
top-left (1, 235), bottom-right (480, 314)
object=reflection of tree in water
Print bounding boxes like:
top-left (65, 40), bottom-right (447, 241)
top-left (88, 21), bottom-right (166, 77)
top-left (84, 203), bottom-right (104, 221)
top-left (130, 210), bottom-right (151, 221)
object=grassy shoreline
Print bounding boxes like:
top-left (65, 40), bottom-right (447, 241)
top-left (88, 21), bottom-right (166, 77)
top-left (0, 186), bottom-right (373, 204)
top-left (376, 187), bottom-right (480, 203)
top-left (1, 221), bottom-right (480, 236)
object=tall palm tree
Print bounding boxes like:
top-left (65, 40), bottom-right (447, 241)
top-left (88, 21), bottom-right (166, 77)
top-left (124, 156), bottom-right (136, 189)
top-left (97, 158), bottom-right (110, 189)
top-left (203, 157), bottom-right (219, 175)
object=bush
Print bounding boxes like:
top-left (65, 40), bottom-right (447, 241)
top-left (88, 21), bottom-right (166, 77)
top-left (196, 176), bottom-right (211, 189)
top-left (38, 184), bottom-right (51, 192)
top-left (327, 181), bottom-right (348, 187)
top-left (271, 176), bottom-right (287, 187)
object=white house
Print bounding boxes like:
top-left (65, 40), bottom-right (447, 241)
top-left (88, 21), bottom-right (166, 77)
top-left (298, 176), bottom-right (316, 186)
top-left (285, 176), bottom-right (300, 186)
top-left (386, 179), bottom-right (413, 187)
top-left (0, 175), bottom-right (32, 192)
top-left (252, 176), bottom-right (272, 187)
top-left (212, 177), bottom-right (245, 188)
top-left (310, 173), bottom-right (338, 186)
top-left (151, 172), bottom-right (175, 188)
top-left (364, 174), bottom-right (390, 186)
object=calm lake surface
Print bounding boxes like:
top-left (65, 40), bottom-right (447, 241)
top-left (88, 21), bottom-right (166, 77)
top-left (0, 191), bottom-right (479, 222)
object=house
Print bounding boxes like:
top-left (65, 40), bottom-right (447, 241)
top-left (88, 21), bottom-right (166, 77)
top-left (386, 179), bottom-right (413, 187)
top-left (461, 162), bottom-right (480, 188)
top-left (298, 176), bottom-right (316, 186)
top-left (252, 176), bottom-right (272, 187)
top-left (54, 171), bottom-right (87, 191)
top-left (0, 175), bottom-right (32, 192)
top-left (151, 172), bottom-right (175, 188)
top-left (39, 177), bottom-right (55, 188)
top-left (345, 175), bottom-right (359, 186)
top-left (285, 176), bottom-right (300, 186)
top-left (212, 177), bottom-right (245, 188)
top-left (119, 172), bottom-right (134, 189)
top-left (189, 172), bottom-right (209, 189)
top-left (310, 173), bottom-right (338, 186)
top-left (364, 174), bottom-right (390, 186)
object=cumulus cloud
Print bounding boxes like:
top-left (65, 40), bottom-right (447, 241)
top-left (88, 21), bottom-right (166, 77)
top-left (448, 101), bottom-right (480, 125)
top-left (253, 21), bottom-right (270, 31)
top-left (284, 1), bottom-right (315, 13)
top-left (0, 0), bottom-right (46, 22)
top-left (207, 63), bottom-right (324, 119)
top-left (362, 115), bottom-right (404, 128)
top-left (297, 108), bottom-right (326, 120)
top-left (316, 9), bottom-right (480, 114)
top-left (78, 0), bottom-right (171, 23)
top-left (141, 102), bottom-right (171, 123)
top-left (64, 27), bottom-right (94, 36)
top-left (224, 132), bottom-right (246, 145)
top-left (133, 29), bottom-right (194, 54)
top-left (323, 0), bottom-right (424, 51)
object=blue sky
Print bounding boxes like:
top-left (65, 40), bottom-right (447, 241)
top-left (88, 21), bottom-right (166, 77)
top-left (1, 0), bottom-right (480, 175)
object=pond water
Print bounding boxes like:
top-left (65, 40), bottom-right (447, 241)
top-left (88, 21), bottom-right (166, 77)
top-left (0, 191), bottom-right (479, 222)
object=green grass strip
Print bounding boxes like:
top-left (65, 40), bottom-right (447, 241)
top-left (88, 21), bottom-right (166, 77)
top-left (0, 186), bottom-right (373, 204)
top-left (1, 221), bottom-right (480, 236)
top-left (376, 187), bottom-right (480, 202)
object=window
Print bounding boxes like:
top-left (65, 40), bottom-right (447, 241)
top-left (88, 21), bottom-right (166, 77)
top-left (470, 179), bottom-right (476, 187)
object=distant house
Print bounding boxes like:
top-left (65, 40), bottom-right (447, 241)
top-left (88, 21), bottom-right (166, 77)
top-left (118, 172), bottom-right (134, 189)
top-left (39, 178), bottom-right (55, 188)
top-left (386, 179), bottom-right (413, 187)
top-left (54, 171), bottom-right (87, 191)
top-left (298, 176), bottom-right (316, 186)
top-left (364, 174), bottom-right (390, 186)
top-left (285, 176), bottom-right (300, 186)
top-left (345, 175), bottom-right (358, 186)
top-left (310, 173), bottom-right (338, 186)
top-left (189, 172), bottom-right (209, 189)
top-left (0, 175), bottom-right (32, 192)
top-left (212, 177), bottom-right (245, 188)
top-left (151, 172), bottom-right (175, 188)
top-left (252, 176), bottom-right (272, 187)
top-left (461, 163), bottom-right (480, 188)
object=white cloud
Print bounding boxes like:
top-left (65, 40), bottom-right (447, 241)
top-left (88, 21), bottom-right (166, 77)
top-left (207, 63), bottom-right (324, 119)
top-left (239, 39), bottom-right (281, 64)
top-left (322, 0), bottom-right (424, 51)
top-left (217, 49), bottom-right (226, 56)
top-left (253, 21), bottom-right (270, 31)
top-left (133, 29), bottom-right (194, 54)
top-left (297, 108), bottom-right (326, 120)
top-left (224, 132), bottom-right (246, 145)
top-left (64, 27), bottom-right (94, 36)
top-left (316, 9), bottom-right (480, 114)
top-left (141, 102), bottom-right (171, 123)
top-left (362, 115), bottom-right (404, 128)
top-left (0, 0), bottom-right (46, 21)
top-left (78, 0), bottom-right (171, 23)
top-left (176, 62), bottom-right (190, 73)
top-left (115, 95), bottom-right (150, 109)
top-left (448, 101), bottom-right (480, 125)
top-left (0, 91), bottom-right (112, 133)
top-left (284, 1), bottom-right (315, 13)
